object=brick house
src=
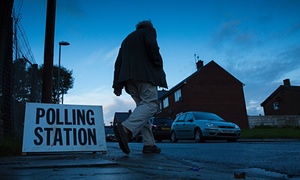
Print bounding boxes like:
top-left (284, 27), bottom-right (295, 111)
top-left (156, 60), bottom-right (249, 129)
top-left (112, 111), bottom-right (142, 141)
top-left (261, 79), bottom-right (300, 115)
top-left (113, 111), bottom-right (131, 125)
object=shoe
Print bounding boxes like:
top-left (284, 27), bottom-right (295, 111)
top-left (113, 124), bottom-right (131, 154)
top-left (142, 145), bottom-right (161, 154)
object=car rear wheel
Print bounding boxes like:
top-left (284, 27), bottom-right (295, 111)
top-left (194, 128), bottom-right (204, 143)
top-left (170, 131), bottom-right (178, 143)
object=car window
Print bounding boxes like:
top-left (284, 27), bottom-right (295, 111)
top-left (150, 118), bottom-right (154, 124)
top-left (175, 114), bottom-right (186, 122)
top-left (184, 113), bottom-right (194, 122)
top-left (193, 112), bottom-right (224, 121)
top-left (105, 127), bottom-right (114, 134)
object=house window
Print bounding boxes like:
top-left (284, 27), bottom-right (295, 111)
top-left (174, 89), bottom-right (182, 102)
top-left (163, 97), bottom-right (169, 108)
top-left (273, 102), bottom-right (279, 110)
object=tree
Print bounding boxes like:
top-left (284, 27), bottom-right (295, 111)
top-left (12, 58), bottom-right (74, 104)
top-left (39, 65), bottom-right (74, 103)
top-left (12, 58), bottom-right (31, 103)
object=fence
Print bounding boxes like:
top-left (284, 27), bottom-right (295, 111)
top-left (1, 1), bottom-right (39, 139)
top-left (1, 2), bottom-right (73, 139)
top-left (248, 115), bottom-right (300, 129)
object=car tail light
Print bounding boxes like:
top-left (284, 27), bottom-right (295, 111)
top-left (152, 125), bottom-right (158, 129)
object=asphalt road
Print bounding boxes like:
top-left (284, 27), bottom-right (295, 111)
top-left (0, 140), bottom-right (299, 179)
top-left (145, 140), bottom-right (300, 179)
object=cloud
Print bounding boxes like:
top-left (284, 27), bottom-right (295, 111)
top-left (246, 100), bottom-right (264, 116)
top-left (64, 86), bottom-right (135, 125)
top-left (240, 45), bottom-right (300, 83)
top-left (58, 0), bottom-right (86, 18)
top-left (64, 86), bottom-right (111, 105)
top-left (208, 20), bottom-right (254, 58)
top-left (235, 45), bottom-right (300, 115)
top-left (208, 19), bottom-right (300, 116)
top-left (102, 47), bottom-right (120, 64)
top-left (210, 21), bottom-right (240, 49)
top-left (286, 22), bottom-right (300, 37)
top-left (70, 46), bottom-right (119, 78)
top-left (82, 47), bottom-right (118, 66)
top-left (103, 96), bottom-right (135, 125)
top-left (278, 67), bottom-right (300, 85)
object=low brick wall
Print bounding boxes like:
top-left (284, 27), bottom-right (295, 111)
top-left (248, 115), bottom-right (300, 129)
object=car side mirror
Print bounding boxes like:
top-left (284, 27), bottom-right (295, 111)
top-left (187, 119), bottom-right (193, 122)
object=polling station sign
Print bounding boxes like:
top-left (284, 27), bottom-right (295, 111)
top-left (22, 103), bottom-right (106, 153)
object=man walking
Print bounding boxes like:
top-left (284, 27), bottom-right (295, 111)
top-left (112, 20), bottom-right (167, 154)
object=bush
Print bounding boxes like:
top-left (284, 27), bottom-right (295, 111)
top-left (0, 135), bottom-right (22, 156)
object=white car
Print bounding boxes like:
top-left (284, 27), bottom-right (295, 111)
top-left (170, 111), bottom-right (241, 143)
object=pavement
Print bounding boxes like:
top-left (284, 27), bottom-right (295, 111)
top-left (0, 139), bottom-right (298, 180)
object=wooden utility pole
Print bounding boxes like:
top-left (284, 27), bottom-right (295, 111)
top-left (41, 0), bottom-right (56, 103)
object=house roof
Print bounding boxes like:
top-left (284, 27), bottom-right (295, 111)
top-left (114, 112), bottom-right (130, 122)
top-left (158, 60), bottom-right (243, 99)
top-left (260, 85), bottom-right (300, 106)
top-left (158, 89), bottom-right (168, 99)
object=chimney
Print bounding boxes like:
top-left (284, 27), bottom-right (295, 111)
top-left (283, 79), bottom-right (291, 86)
top-left (196, 60), bottom-right (203, 70)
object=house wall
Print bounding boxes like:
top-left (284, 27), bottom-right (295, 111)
top-left (248, 115), bottom-right (300, 128)
top-left (157, 62), bottom-right (249, 129)
top-left (263, 90), bottom-right (300, 115)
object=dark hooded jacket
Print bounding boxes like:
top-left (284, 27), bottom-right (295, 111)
top-left (113, 26), bottom-right (168, 90)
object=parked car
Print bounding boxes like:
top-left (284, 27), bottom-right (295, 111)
top-left (131, 131), bottom-right (143, 142)
top-left (105, 126), bottom-right (117, 142)
top-left (150, 117), bottom-right (173, 142)
top-left (170, 111), bottom-right (241, 143)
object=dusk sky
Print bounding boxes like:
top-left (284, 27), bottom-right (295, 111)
top-left (13, 0), bottom-right (300, 125)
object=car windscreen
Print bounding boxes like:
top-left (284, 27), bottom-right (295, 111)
top-left (193, 112), bottom-right (224, 121)
top-left (154, 118), bottom-right (173, 126)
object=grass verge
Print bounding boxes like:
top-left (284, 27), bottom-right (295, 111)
top-left (241, 126), bottom-right (300, 139)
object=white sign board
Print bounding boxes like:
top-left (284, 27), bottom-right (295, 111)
top-left (22, 103), bottom-right (106, 153)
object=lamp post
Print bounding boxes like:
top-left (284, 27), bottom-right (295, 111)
top-left (57, 41), bottom-right (70, 104)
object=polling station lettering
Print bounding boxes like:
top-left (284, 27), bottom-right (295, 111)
top-left (34, 108), bottom-right (97, 146)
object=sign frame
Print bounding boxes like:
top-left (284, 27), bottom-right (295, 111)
top-left (22, 103), bottom-right (106, 153)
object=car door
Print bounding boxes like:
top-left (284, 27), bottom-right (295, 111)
top-left (172, 114), bottom-right (186, 138)
top-left (181, 112), bottom-right (195, 138)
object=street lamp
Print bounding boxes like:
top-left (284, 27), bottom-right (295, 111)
top-left (57, 41), bottom-right (70, 104)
